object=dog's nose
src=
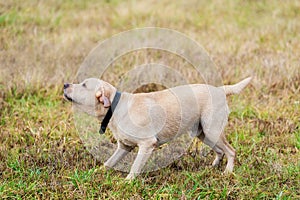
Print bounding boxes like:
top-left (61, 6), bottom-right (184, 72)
top-left (64, 83), bottom-right (70, 89)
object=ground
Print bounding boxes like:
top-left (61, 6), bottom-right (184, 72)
top-left (0, 0), bottom-right (299, 199)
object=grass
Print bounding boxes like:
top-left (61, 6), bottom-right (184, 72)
top-left (1, 0), bottom-right (299, 199)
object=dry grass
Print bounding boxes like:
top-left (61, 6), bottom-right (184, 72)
top-left (0, 0), bottom-right (299, 199)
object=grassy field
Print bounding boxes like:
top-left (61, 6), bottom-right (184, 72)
top-left (0, 0), bottom-right (299, 199)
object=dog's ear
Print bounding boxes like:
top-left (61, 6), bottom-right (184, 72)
top-left (95, 90), bottom-right (111, 108)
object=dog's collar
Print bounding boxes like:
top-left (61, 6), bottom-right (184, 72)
top-left (99, 91), bottom-right (121, 134)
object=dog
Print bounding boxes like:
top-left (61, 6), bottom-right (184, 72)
top-left (64, 77), bottom-right (251, 179)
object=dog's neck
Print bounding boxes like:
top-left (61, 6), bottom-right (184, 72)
top-left (99, 88), bottom-right (121, 134)
top-left (109, 87), bottom-right (117, 103)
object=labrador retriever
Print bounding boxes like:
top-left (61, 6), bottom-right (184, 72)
top-left (64, 77), bottom-right (251, 179)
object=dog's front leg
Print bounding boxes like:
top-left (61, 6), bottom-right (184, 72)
top-left (125, 142), bottom-right (156, 180)
top-left (104, 141), bottom-right (133, 168)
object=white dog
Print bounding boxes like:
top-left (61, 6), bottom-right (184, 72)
top-left (64, 77), bottom-right (251, 179)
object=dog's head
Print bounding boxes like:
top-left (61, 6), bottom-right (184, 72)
top-left (63, 78), bottom-right (115, 118)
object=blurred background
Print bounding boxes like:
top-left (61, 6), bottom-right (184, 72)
top-left (1, 0), bottom-right (299, 89)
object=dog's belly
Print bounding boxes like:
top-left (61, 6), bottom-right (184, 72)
top-left (155, 117), bottom-right (200, 145)
top-left (109, 114), bottom-right (199, 147)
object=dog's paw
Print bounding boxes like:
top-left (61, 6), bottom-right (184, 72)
top-left (212, 160), bottom-right (220, 167)
top-left (223, 168), bottom-right (233, 175)
top-left (103, 161), bottom-right (114, 169)
top-left (125, 173), bottom-right (136, 180)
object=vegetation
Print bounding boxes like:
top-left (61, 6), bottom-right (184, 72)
top-left (0, 0), bottom-right (299, 199)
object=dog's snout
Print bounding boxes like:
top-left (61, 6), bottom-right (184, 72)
top-left (64, 83), bottom-right (70, 89)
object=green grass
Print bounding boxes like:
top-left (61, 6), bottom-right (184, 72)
top-left (0, 88), bottom-right (298, 199)
top-left (1, 0), bottom-right (300, 199)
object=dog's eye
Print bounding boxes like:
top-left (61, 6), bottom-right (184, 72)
top-left (82, 83), bottom-right (87, 88)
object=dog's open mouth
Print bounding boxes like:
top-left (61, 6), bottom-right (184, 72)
top-left (64, 93), bottom-right (74, 102)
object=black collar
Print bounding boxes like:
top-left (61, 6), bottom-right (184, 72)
top-left (99, 91), bottom-right (121, 134)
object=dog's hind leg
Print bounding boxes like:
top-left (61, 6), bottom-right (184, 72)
top-left (197, 132), bottom-right (224, 167)
top-left (197, 120), bottom-right (224, 167)
top-left (219, 136), bottom-right (235, 173)
top-left (211, 144), bottom-right (225, 167)
top-left (200, 133), bottom-right (235, 173)
top-left (199, 107), bottom-right (235, 173)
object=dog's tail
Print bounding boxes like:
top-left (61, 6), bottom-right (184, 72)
top-left (220, 77), bottom-right (252, 96)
